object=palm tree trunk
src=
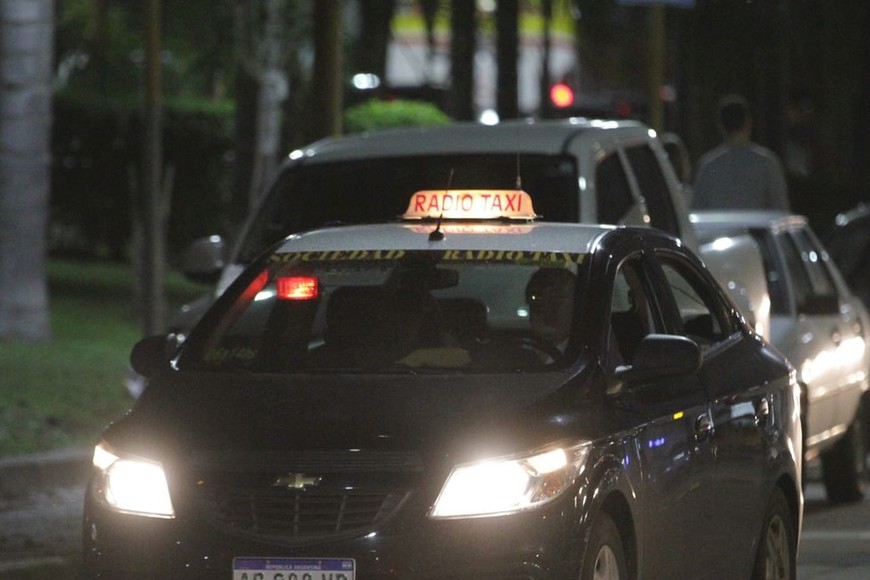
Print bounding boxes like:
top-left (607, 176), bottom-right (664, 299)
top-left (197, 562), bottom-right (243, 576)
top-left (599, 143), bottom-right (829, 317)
top-left (0, 0), bottom-right (54, 342)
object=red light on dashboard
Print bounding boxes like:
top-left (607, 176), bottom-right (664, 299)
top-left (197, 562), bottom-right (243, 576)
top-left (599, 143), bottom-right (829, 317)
top-left (277, 276), bottom-right (319, 300)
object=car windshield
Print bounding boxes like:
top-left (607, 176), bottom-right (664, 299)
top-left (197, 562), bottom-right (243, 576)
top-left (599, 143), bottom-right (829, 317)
top-left (180, 248), bottom-right (585, 374)
top-left (238, 154), bottom-right (579, 262)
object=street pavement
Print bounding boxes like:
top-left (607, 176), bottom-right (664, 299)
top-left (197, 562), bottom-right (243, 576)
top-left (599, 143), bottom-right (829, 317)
top-left (799, 467), bottom-right (870, 580)
top-left (0, 448), bottom-right (89, 579)
top-left (2, 450), bottom-right (870, 578)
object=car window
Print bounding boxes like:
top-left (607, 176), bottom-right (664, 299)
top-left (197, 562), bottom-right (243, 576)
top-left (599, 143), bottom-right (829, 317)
top-left (779, 228), bottom-right (838, 315)
top-left (182, 249), bottom-right (585, 374)
top-left (609, 257), bottom-right (658, 365)
top-left (826, 218), bottom-right (870, 284)
top-left (596, 151), bottom-right (635, 225)
top-left (238, 154), bottom-right (580, 262)
top-left (662, 135), bottom-right (692, 185)
top-left (657, 257), bottom-right (735, 351)
top-left (826, 219), bottom-right (870, 306)
top-left (791, 228), bottom-right (837, 296)
top-left (750, 230), bottom-right (790, 315)
top-left (625, 144), bottom-right (679, 236)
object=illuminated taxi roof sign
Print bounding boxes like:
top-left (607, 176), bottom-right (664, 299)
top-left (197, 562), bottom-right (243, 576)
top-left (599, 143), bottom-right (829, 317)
top-left (404, 189), bottom-right (538, 221)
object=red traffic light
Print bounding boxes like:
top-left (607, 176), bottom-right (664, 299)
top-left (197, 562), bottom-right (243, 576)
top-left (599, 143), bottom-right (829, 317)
top-left (549, 82), bottom-right (575, 108)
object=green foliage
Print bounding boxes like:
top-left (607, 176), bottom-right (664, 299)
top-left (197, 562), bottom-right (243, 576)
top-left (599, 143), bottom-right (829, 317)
top-left (0, 260), bottom-right (207, 457)
top-left (56, 0), bottom-right (236, 101)
top-left (344, 99), bottom-right (452, 134)
top-left (55, 0), bottom-right (144, 97)
top-left (51, 93), bottom-right (135, 260)
top-left (51, 91), bottom-right (235, 260)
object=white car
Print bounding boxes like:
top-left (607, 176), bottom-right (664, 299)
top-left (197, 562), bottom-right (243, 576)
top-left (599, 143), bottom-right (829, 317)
top-left (178, 120), bottom-right (769, 338)
top-left (692, 211), bottom-right (870, 503)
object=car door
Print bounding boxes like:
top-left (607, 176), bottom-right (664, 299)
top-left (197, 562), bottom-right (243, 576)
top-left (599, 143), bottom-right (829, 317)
top-left (650, 250), bottom-right (773, 575)
top-left (825, 209), bottom-right (870, 309)
top-left (623, 143), bottom-right (681, 238)
top-left (604, 252), bottom-right (715, 579)
top-left (781, 224), bottom-right (865, 442)
top-left (593, 149), bottom-right (641, 226)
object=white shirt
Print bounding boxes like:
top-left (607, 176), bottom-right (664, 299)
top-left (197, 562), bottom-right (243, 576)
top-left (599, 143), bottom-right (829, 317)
top-left (691, 142), bottom-right (790, 211)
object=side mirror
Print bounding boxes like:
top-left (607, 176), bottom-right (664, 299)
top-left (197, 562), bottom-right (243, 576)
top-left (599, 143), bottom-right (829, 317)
top-left (613, 334), bottom-right (701, 385)
top-left (130, 335), bottom-right (175, 377)
top-left (182, 236), bottom-right (226, 285)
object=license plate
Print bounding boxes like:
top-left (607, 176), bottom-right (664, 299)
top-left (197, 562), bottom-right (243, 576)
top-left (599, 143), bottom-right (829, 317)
top-left (232, 557), bottom-right (355, 580)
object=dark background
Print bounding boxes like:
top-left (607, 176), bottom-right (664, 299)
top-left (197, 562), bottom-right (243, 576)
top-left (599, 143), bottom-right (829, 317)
top-left (51, 0), bottom-right (870, 261)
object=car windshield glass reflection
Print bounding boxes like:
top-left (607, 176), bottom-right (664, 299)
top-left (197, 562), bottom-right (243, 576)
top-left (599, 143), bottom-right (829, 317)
top-left (239, 154), bottom-right (579, 263)
top-left (181, 250), bottom-right (585, 373)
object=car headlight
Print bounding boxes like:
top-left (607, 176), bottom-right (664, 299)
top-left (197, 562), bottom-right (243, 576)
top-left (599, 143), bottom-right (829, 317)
top-left (429, 443), bottom-right (590, 519)
top-left (92, 441), bottom-right (175, 519)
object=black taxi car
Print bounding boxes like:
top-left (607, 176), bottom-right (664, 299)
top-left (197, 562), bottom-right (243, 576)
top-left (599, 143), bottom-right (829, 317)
top-left (84, 190), bottom-right (802, 579)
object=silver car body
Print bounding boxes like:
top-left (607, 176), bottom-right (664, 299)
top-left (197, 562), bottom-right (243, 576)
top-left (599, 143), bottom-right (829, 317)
top-left (190, 120), bottom-right (767, 338)
top-left (692, 211), bottom-right (870, 474)
top-left (213, 120), bottom-right (695, 292)
top-left (696, 230), bottom-right (770, 338)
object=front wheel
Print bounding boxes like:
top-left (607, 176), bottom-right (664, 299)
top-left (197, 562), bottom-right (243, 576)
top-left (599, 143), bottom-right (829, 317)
top-left (580, 511), bottom-right (627, 580)
top-left (751, 487), bottom-right (796, 580)
top-left (820, 414), bottom-right (866, 504)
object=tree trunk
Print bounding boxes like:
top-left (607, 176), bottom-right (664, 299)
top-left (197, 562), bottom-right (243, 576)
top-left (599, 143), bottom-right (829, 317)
top-left (448, 0), bottom-right (476, 121)
top-left (248, 0), bottom-right (287, 213)
top-left (0, 0), bottom-right (54, 342)
top-left (231, 0), bottom-right (289, 228)
top-left (232, 60), bottom-right (258, 231)
top-left (356, 0), bottom-right (395, 87)
top-left (496, 0), bottom-right (519, 120)
top-left (90, 0), bottom-right (109, 66)
top-left (538, 0), bottom-right (552, 117)
top-left (139, 0), bottom-right (167, 337)
top-left (308, 0), bottom-right (343, 141)
top-left (420, 0), bottom-right (438, 80)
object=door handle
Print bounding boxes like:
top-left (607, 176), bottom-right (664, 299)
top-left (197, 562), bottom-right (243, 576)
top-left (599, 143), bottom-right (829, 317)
top-left (755, 398), bottom-right (770, 426)
top-left (695, 412), bottom-right (713, 441)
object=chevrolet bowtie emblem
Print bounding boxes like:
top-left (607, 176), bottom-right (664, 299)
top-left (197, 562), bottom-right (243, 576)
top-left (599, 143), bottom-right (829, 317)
top-left (272, 473), bottom-right (322, 490)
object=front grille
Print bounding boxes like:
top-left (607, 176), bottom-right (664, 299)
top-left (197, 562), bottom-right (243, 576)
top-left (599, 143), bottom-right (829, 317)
top-left (197, 485), bottom-right (405, 540)
top-left (189, 450), bottom-right (420, 542)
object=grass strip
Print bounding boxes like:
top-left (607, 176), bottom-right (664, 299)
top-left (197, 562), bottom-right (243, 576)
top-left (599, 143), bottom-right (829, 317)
top-left (0, 259), bottom-right (207, 457)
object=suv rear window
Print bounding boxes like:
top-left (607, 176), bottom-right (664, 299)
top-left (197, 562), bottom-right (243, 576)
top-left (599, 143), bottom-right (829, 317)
top-left (239, 154), bottom-right (579, 262)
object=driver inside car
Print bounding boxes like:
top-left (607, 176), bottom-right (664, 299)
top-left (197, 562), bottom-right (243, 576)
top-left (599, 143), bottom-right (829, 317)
top-left (525, 267), bottom-right (576, 356)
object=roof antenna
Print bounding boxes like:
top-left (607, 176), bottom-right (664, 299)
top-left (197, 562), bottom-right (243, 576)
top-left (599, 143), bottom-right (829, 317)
top-left (428, 213), bottom-right (445, 241)
top-left (428, 167), bottom-right (453, 242)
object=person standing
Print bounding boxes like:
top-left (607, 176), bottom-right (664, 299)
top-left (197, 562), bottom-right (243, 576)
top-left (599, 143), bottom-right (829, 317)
top-left (691, 94), bottom-right (791, 211)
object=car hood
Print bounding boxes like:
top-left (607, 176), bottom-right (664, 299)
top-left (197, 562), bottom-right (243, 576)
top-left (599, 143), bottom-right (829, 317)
top-left (105, 368), bottom-right (606, 467)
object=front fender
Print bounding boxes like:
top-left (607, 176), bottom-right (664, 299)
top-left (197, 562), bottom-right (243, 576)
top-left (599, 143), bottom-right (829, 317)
top-left (569, 448), bottom-right (640, 577)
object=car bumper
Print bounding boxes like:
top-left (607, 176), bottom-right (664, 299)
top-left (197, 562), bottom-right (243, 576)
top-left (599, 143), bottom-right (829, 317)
top-left (82, 478), bottom-right (588, 579)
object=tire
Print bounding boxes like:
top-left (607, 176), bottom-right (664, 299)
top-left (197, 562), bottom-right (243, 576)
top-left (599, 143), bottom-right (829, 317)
top-left (862, 392), bottom-right (870, 461)
top-left (751, 487), bottom-right (796, 580)
top-left (580, 511), bottom-right (628, 580)
top-left (820, 415), bottom-right (867, 504)
top-left (799, 402), bottom-right (808, 491)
